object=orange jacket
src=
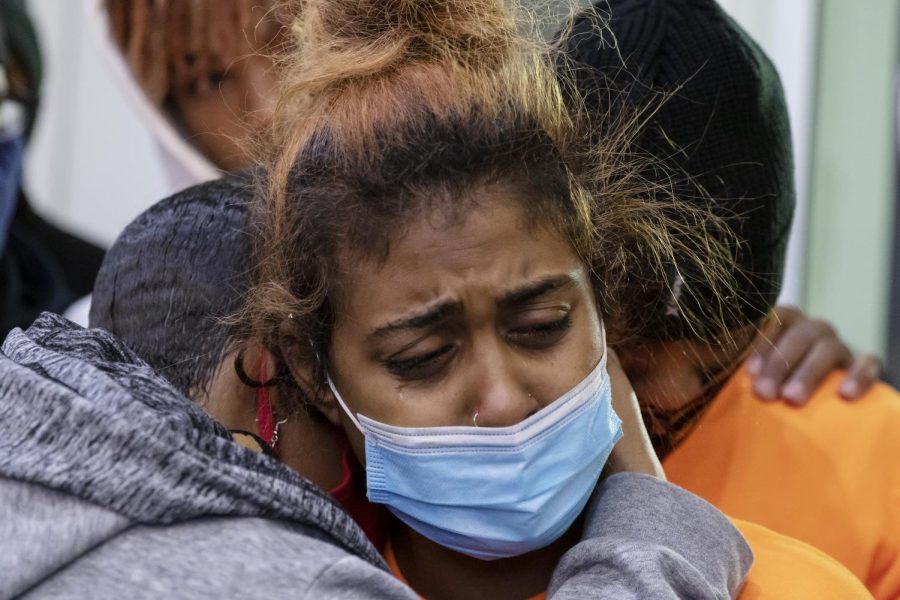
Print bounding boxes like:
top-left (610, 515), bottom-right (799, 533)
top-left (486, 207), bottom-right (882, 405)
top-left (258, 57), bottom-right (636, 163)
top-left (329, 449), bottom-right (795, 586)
top-left (665, 370), bottom-right (900, 599)
top-left (731, 518), bottom-right (871, 598)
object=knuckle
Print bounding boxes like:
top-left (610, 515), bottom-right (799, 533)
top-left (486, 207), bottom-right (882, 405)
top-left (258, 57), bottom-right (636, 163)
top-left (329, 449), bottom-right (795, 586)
top-left (812, 319), bottom-right (836, 338)
top-left (777, 305), bottom-right (802, 320)
top-left (863, 355), bottom-right (883, 375)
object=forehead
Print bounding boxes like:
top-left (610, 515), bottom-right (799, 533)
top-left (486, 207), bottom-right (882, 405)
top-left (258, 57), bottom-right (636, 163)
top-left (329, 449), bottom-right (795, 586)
top-left (335, 189), bottom-right (584, 319)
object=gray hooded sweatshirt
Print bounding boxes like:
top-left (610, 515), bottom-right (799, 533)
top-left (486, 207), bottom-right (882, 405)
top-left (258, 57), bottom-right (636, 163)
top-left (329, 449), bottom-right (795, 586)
top-left (0, 314), bottom-right (751, 598)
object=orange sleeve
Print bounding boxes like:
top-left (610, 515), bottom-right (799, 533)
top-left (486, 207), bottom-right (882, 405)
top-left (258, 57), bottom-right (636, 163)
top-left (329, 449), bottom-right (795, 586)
top-left (666, 372), bottom-right (900, 599)
top-left (867, 482), bottom-right (900, 600)
top-left (732, 519), bottom-right (872, 599)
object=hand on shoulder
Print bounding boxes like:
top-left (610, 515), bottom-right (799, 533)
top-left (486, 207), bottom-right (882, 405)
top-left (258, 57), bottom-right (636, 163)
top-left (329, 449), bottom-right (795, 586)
top-left (745, 306), bottom-right (881, 405)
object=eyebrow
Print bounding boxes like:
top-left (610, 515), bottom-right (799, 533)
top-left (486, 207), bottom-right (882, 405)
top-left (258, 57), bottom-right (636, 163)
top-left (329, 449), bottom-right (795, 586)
top-left (500, 274), bottom-right (576, 305)
top-left (368, 274), bottom-right (577, 340)
top-left (369, 301), bottom-right (462, 339)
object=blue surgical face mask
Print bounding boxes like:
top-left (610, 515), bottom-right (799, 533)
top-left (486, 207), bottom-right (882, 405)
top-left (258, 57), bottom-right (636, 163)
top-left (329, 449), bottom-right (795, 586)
top-left (0, 95), bottom-right (26, 252)
top-left (327, 335), bottom-right (623, 560)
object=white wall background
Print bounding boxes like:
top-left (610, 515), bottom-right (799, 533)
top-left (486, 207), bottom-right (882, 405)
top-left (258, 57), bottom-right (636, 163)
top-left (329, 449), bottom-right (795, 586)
top-left (24, 0), bottom-right (820, 307)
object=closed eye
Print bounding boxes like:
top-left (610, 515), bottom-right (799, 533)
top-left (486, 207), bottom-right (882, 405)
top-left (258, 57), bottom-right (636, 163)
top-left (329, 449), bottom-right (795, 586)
top-left (507, 314), bottom-right (572, 346)
top-left (382, 344), bottom-right (455, 380)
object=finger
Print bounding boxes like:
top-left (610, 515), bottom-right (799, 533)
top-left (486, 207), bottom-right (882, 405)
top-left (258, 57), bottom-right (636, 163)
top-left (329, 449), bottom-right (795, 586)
top-left (187, 0), bottom-right (210, 92)
top-left (780, 340), bottom-right (853, 405)
top-left (108, 0), bottom-right (128, 50)
top-left (126, 0), bottom-right (148, 78)
top-left (144, 0), bottom-right (169, 105)
top-left (746, 307), bottom-right (799, 375)
top-left (838, 355), bottom-right (882, 399)
top-left (752, 319), bottom-right (841, 400)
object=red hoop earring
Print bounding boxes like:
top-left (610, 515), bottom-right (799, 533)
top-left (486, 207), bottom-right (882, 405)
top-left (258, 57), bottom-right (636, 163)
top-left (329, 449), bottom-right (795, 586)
top-left (256, 392), bottom-right (276, 448)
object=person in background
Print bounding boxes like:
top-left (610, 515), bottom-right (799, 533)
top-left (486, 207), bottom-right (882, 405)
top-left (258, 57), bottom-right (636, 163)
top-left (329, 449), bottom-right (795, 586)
top-left (58, 0), bottom-right (284, 326)
top-left (0, 1), bottom-right (105, 336)
top-left (101, 0), bottom-right (280, 184)
top-left (0, 15), bottom-right (25, 254)
top-left (567, 0), bottom-right (899, 596)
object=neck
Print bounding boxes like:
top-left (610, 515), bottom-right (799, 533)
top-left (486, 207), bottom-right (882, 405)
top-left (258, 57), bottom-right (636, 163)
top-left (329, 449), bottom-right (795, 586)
top-left (392, 517), bottom-right (583, 600)
top-left (201, 351), bottom-right (345, 490)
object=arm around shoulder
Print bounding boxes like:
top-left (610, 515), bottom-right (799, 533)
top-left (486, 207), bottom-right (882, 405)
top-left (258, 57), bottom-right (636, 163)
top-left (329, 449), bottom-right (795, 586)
top-left (549, 473), bottom-right (753, 600)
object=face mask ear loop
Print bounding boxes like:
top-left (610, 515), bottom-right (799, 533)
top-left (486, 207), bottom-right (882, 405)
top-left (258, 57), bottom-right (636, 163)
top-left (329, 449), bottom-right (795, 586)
top-left (325, 373), bottom-right (365, 434)
top-left (307, 334), bottom-right (365, 434)
top-left (597, 321), bottom-right (609, 371)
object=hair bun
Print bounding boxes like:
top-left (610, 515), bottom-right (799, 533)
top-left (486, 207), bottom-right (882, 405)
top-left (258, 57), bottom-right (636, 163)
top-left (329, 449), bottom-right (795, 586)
top-left (282, 0), bottom-right (520, 94)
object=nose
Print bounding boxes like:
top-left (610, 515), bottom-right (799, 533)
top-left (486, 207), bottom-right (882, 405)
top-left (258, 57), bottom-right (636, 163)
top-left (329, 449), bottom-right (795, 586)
top-left (470, 352), bottom-right (541, 428)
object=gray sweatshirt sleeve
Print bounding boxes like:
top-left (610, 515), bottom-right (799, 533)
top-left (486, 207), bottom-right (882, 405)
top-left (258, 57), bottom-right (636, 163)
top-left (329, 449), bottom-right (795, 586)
top-left (15, 474), bottom-right (750, 599)
top-left (24, 515), bottom-right (420, 600)
top-left (305, 474), bottom-right (752, 600)
top-left (306, 474), bottom-right (752, 599)
top-left (548, 473), bottom-right (753, 600)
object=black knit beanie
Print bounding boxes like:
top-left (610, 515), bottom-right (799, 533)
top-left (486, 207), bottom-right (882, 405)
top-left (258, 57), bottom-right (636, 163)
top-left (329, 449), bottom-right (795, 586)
top-left (565, 0), bottom-right (795, 340)
top-left (89, 176), bottom-right (253, 395)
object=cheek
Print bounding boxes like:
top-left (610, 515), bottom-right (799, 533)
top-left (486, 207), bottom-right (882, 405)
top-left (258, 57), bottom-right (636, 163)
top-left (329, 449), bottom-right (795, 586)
top-left (510, 305), bottom-right (605, 408)
top-left (329, 326), bottom-right (448, 429)
top-left (325, 344), bottom-right (395, 468)
top-left (245, 67), bottom-right (279, 117)
top-left (171, 89), bottom-right (247, 139)
top-left (170, 97), bottom-right (253, 171)
top-left (340, 410), bottom-right (368, 469)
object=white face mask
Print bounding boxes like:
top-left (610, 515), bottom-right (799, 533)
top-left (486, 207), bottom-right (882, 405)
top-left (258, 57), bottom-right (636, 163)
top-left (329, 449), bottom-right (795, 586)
top-left (327, 331), bottom-right (622, 560)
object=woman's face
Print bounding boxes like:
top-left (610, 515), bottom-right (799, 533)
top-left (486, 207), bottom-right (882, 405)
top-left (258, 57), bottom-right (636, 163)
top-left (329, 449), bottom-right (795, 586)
top-left (165, 10), bottom-right (281, 172)
top-left (168, 55), bottom-right (276, 173)
top-left (326, 187), bottom-right (604, 460)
